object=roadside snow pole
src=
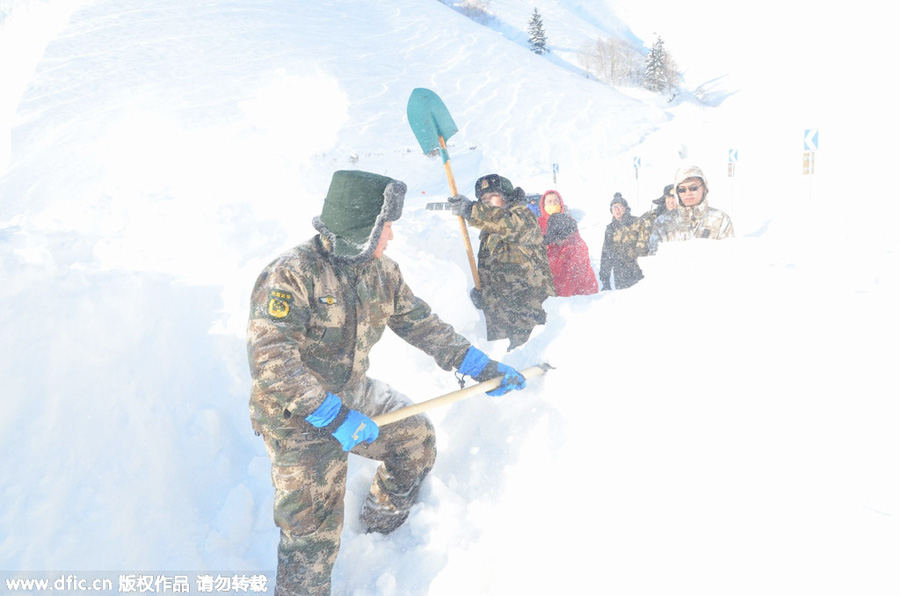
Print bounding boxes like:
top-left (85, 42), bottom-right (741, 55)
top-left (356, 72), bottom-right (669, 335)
top-left (407, 88), bottom-right (480, 289)
top-left (633, 156), bottom-right (641, 208)
top-left (803, 128), bottom-right (818, 201)
top-left (371, 364), bottom-right (553, 427)
top-left (728, 149), bottom-right (738, 215)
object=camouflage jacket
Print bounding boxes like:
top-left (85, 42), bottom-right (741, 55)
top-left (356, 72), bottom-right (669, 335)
top-left (247, 236), bottom-right (472, 436)
top-left (648, 200), bottom-right (734, 254)
top-left (634, 210), bottom-right (659, 256)
top-left (469, 202), bottom-right (555, 298)
top-left (467, 202), bottom-right (555, 340)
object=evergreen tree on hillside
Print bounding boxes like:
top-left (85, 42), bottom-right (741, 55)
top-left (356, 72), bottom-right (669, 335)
top-left (644, 35), bottom-right (673, 94)
top-left (527, 8), bottom-right (548, 55)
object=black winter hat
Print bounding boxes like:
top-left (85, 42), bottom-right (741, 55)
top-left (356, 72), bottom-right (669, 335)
top-left (475, 174), bottom-right (516, 201)
top-left (653, 184), bottom-right (674, 206)
top-left (545, 213), bottom-right (578, 245)
top-left (610, 193), bottom-right (629, 211)
top-left (512, 186), bottom-right (527, 203)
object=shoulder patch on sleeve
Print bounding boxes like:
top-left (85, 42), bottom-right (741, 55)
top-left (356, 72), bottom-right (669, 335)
top-left (267, 289), bottom-right (293, 319)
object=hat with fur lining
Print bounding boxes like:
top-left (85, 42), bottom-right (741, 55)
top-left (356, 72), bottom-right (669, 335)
top-left (312, 170), bottom-right (406, 263)
top-left (474, 174), bottom-right (516, 202)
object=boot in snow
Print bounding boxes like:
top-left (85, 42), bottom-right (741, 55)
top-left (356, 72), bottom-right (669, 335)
top-left (360, 468), bottom-right (422, 534)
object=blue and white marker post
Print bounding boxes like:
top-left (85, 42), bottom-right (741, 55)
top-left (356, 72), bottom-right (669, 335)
top-left (728, 149), bottom-right (738, 214)
top-left (803, 129), bottom-right (818, 200)
top-left (633, 156), bottom-right (641, 208)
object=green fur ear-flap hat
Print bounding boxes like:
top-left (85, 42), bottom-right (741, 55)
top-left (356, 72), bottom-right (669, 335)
top-left (474, 174), bottom-right (516, 202)
top-left (313, 170), bottom-right (406, 263)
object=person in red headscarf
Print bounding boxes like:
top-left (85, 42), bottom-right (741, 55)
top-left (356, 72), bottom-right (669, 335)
top-left (538, 191), bottom-right (599, 297)
top-left (536, 190), bottom-right (563, 235)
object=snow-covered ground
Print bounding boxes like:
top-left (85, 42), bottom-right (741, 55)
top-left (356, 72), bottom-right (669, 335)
top-left (1, 0), bottom-right (897, 594)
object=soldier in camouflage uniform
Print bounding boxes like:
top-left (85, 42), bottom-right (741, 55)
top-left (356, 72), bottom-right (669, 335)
top-left (648, 166), bottom-right (735, 254)
top-left (448, 174), bottom-right (555, 351)
top-left (247, 170), bottom-right (526, 596)
top-left (633, 184), bottom-right (675, 260)
top-left (598, 193), bottom-right (645, 290)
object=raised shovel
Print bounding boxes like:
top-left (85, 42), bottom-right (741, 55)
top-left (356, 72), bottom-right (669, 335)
top-left (406, 87), bottom-right (481, 289)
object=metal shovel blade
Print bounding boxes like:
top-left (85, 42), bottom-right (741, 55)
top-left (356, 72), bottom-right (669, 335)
top-left (407, 88), bottom-right (458, 157)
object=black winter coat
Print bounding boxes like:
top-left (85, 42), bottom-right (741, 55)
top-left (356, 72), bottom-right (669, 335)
top-left (598, 214), bottom-right (644, 290)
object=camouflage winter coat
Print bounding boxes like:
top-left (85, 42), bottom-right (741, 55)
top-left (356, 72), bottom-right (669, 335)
top-left (635, 208), bottom-right (661, 256)
top-left (247, 236), bottom-right (472, 437)
top-left (469, 202), bottom-right (555, 340)
top-left (648, 200), bottom-right (734, 254)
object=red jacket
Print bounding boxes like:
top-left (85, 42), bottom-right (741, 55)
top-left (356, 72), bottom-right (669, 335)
top-left (539, 191), bottom-right (598, 297)
top-left (547, 233), bottom-right (599, 297)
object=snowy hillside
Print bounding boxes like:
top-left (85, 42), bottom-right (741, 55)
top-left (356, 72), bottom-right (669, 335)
top-left (1, 0), bottom-right (898, 595)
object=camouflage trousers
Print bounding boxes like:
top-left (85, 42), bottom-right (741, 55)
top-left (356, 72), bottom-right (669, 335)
top-left (481, 289), bottom-right (547, 343)
top-left (262, 377), bottom-right (436, 596)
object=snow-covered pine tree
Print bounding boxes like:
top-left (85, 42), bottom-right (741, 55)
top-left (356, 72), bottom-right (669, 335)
top-left (527, 8), bottom-right (548, 55)
top-left (643, 35), bottom-right (671, 94)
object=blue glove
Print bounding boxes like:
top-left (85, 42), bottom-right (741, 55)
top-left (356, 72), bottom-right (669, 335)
top-left (305, 392), bottom-right (379, 451)
top-left (458, 346), bottom-right (491, 378)
top-left (482, 362), bottom-right (526, 396)
top-left (458, 347), bottom-right (526, 397)
top-left (331, 410), bottom-right (379, 451)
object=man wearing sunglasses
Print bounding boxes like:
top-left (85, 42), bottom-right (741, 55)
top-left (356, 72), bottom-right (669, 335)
top-left (647, 165), bottom-right (734, 255)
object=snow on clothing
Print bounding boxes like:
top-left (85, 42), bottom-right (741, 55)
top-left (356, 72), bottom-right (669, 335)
top-left (633, 210), bottom-right (657, 259)
top-left (598, 200), bottom-right (645, 290)
top-left (468, 200), bottom-right (555, 344)
top-left (247, 171), bottom-right (475, 595)
top-left (537, 191), bottom-right (598, 296)
top-left (536, 189), bottom-right (563, 234)
top-left (247, 235), bottom-right (471, 436)
top-left (544, 213), bottom-right (599, 297)
top-left (247, 235), bottom-right (473, 595)
top-left (648, 198), bottom-right (735, 255)
top-left (261, 376), bottom-right (435, 596)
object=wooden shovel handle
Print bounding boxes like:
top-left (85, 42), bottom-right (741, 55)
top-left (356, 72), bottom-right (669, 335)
top-left (439, 135), bottom-right (481, 290)
top-left (371, 364), bottom-right (551, 427)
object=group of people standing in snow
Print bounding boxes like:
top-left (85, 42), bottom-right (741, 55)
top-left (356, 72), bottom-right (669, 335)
top-left (525, 164), bottom-right (735, 298)
top-left (596, 165), bottom-right (735, 291)
top-left (245, 163), bottom-right (734, 595)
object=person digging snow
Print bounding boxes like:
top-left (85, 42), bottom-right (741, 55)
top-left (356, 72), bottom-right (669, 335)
top-left (246, 170), bottom-right (526, 596)
top-left (448, 174), bottom-right (555, 351)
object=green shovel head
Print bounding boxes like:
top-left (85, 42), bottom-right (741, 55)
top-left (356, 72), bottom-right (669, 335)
top-left (407, 88), bottom-right (458, 159)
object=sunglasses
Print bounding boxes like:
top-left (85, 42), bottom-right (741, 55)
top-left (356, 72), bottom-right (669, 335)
top-left (676, 184), bottom-right (703, 194)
